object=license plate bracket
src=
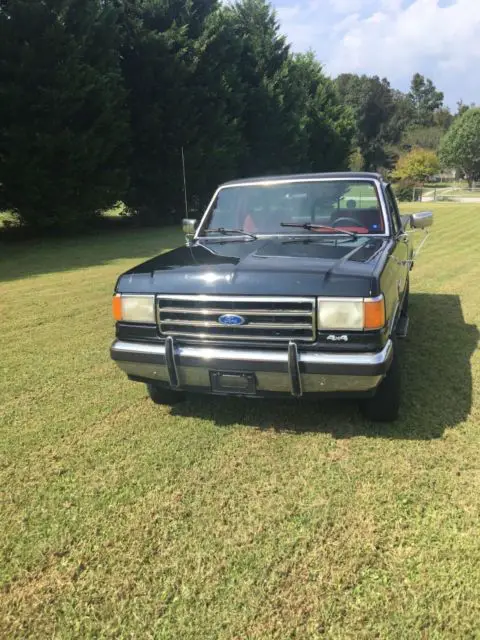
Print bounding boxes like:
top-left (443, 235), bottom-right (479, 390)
top-left (210, 371), bottom-right (257, 395)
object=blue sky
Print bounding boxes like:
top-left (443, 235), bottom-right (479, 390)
top-left (272, 0), bottom-right (480, 109)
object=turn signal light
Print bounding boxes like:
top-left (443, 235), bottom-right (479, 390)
top-left (112, 294), bottom-right (123, 321)
top-left (364, 297), bottom-right (386, 330)
top-left (112, 294), bottom-right (156, 323)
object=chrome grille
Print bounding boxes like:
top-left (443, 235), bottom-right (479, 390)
top-left (157, 295), bottom-right (316, 342)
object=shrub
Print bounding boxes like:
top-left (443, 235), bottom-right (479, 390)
top-left (393, 180), bottom-right (418, 202)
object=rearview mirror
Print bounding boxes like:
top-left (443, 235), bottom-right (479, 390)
top-left (182, 218), bottom-right (197, 235)
top-left (410, 211), bottom-right (433, 230)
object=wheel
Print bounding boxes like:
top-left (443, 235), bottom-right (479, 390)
top-left (147, 383), bottom-right (185, 405)
top-left (361, 341), bottom-right (401, 422)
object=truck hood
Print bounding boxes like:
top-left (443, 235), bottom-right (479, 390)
top-left (116, 237), bottom-right (389, 297)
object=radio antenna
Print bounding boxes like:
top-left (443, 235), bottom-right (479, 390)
top-left (181, 146), bottom-right (188, 217)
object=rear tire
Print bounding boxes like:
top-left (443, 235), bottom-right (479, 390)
top-left (147, 383), bottom-right (185, 406)
top-left (361, 341), bottom-right (401, 422)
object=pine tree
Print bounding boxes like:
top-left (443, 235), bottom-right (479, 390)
top-left (223, 0), bottom-right (291, 176)
top-left (121, 0), bottom-right (246, 221)
top-left (286, 53), bottom-right (354, 173)
top-left (0, 0), bottom-right (129, 230)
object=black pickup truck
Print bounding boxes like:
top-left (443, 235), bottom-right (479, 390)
top-left (111, 172), bottom-right (432, 421)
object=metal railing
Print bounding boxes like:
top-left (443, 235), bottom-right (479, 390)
top-left (413, 186), bottom-right (480, 203)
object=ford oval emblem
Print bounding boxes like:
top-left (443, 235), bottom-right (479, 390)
top-left (218, 314), bottom-right (246, 326)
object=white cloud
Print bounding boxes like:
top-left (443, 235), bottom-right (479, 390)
top-left (276, 0), bottom-right (480, 106)
top-left (328, 0), bottom-right (368, 12)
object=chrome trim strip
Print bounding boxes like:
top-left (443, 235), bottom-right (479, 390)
top-left (300, 342), bottom-right (392, 366)
top-left (214, 177), bottom-right (382, 188)
top-left (157, 294), bottom-right (315, 304)
top-left (159, 307), bottom-right (313, 316)
top-left (113, 341), bottom-right (167, 356)
top-left (112, 339), bottom-right (393, 367)
top-left (159, 319), bottom-right (312, 330)
top-left (315, 295), bottom-right (383, 305)
top-left (317, 296), bottom-right (363, 303)
top-left (162, 331), bottom-right (313, 342)
top-left (181, 346), bottom-right (286, 362)
top-left (115, 294), bottom-right (156, 298)
top-left (316, 294), bottom-right (384, 303)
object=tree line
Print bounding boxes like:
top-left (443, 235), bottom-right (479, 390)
top-left (0, 0), bottom-right (478, 232)
top-left (336, 72), bottom-right (480, 195)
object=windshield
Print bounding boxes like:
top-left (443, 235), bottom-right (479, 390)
top-left (200, 180), bottom-right (385, 236)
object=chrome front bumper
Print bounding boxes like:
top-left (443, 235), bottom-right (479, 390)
top-left (111, 338), bottom-right (393, 397)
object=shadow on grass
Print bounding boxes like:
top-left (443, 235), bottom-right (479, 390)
top-left (172, 294), bottom-right (478, 440)
top-left (0, 223), bottom-right (182, 283)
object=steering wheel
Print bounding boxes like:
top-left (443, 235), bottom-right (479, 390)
top-left (331, 216), bottom-right (362, 228)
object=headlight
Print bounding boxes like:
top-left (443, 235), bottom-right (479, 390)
top-left (317, 296), bottom-right (385, 331)
top-left (112, 294), bottom-right (155, 323)
top-left (318, 298), bottom-right (364, 330)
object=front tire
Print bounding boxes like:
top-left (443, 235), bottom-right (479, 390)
top-left (361, 341), bottom-right (401, 422)
top-left (147, 383), bottom-right (185, 406)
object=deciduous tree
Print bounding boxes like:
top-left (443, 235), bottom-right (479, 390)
top-left (393, 148), bottom-right (440, 184)
top-left (335, 74), bottom-right (400, 170)
top-left (440, 107), bottom-right (480, 187)
top-left (400, 126), bottom-right (445, 152)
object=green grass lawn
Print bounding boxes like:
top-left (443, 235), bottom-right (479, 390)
top-left (1, 204), bottom-right (479, 638)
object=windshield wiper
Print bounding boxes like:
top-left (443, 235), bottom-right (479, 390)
top-left (203, 227), bottom-right (257, 240)
top-left (280, 222), bottom-right (357, 238)
top-left (282, 236), bottom-right (355, 246)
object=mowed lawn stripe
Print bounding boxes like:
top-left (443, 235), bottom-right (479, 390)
top-left (1, 204), bottom-right (479, 638)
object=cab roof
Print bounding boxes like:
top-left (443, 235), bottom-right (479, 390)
top-left (221, 172), bottom-right (384, 186)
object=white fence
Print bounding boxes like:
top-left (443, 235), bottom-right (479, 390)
top-left (415, 186), bottom-right (480, 203)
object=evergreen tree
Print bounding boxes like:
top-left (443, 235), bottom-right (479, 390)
top-left (408, 73), bottom-right (444, 126)
top-left (223, 0), bottom-right (291, 177)
top-left (0, 0), bottom-right (129, 230)
top-left (1, 0), bottom-right (356, 231)
top-left (287, 53), bottom-right (353, 172)
top-left (120, 0), bottom-right (239, 220)
top-left (335, 74), bottom-right (397, 170)
top-left (223, 1), bottom-right (353, 177)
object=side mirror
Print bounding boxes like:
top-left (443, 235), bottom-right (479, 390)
top-left (410, 211), bottom-right (433, 229)
top-left (182, 218), bottom-right (197, 235)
